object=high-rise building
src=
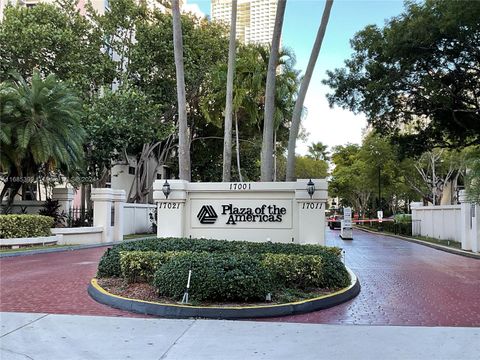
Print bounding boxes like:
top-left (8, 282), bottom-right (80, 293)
top-left (211, 0), bottom-right (277, 45)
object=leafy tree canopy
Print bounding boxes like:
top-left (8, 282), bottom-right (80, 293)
top-left (82, 85), bottom-right (174, 181)
top-left (0, 0), bottom-right (114, 96)
top-left (324, 0), bottom-right (480, 155)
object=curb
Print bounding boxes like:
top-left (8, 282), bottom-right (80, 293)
top-left (88, 269), bottom-right (361, 320)
top-left (355, 227), bottom-right (480, 260)
top-left (0, 236), bottom-right (155, 258)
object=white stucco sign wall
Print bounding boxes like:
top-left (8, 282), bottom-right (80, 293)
top-left (153, 180), bottom-right (327, 245)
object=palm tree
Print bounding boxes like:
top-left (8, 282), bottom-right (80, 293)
top-left (0, 71), bottom-right (85, 204)
top-left (222, 0), bottom-right (238, 182)
top-left (308, 141), bottom-right (330, 161)
top-left (172, 0), bottom-right (191, 181)
top-left (200, 45), bottom-right (299, 181)
top-left (286, 0), bottom-right (334, 181)
top-left (261, 0), bottom-right (287, 182)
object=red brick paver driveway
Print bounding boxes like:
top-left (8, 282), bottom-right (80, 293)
top-left (1, 229), bottom-right (479, 326)
top-left (0, 247), bottom-right (142, 318)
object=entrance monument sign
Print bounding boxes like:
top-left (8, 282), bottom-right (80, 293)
top-left (153, 179), bottom-right (328, 245)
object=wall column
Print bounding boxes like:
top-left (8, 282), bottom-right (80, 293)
top-left (295, 179), bottom-right (328, 245)
top-left (153, 180), bottom-right (188, 238)
top-left (459, 190), bottom-right (472, 251)
top-left (472, 203), bottom-right (480, 253)
top-left (91, 188), bottom-right (113, 243)
top-left (112, 190), bottom-right (126, 242)
top-left (52, 188), bottom-right (74, 215)
top-left (410, 202), bottom-right (423, 236)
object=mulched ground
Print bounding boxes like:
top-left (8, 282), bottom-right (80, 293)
top-left (98, 278), bottom-right (160, 303)
top-left (97, 278), bottom-right (332, 307)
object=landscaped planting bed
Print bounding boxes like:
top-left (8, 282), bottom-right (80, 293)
top-left (0, 214), bottom-right (54, 239)
top-left (96, 237), bottom-right (350, 305)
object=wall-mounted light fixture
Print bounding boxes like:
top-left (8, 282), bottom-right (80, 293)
top-left (162, 180), bottom-right (171, 199)
top-left (307, 179), bottom-right (315, 199)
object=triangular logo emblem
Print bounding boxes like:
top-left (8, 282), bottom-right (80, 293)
top-left (197, 205), bottom-right (218, 224)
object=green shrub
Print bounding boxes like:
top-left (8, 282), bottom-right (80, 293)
top-left (317, 251), bottom-right (351, 288)
top-left (97, 237), bottom-right (342, 278)
top-left (153, 252), bottom-right (273, 302)
top-left (119, 250), bottom-right (190, 283)
top-left (262, 253), bottom-right (325, 289)
top-left (0, 214), bottom-right (54, 239)
top-left (364, 220), bottom-right (412, 236)
top-left (394, 213), bottom-right (411, 223)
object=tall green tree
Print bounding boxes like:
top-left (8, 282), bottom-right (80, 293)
top-left (465, 147), bottom-right (480, 204)
top-left (407, 148), bottom-right (466, 205)
top-left (286, 0), bottom-right (334, 181)
top-left (0, 1), bottom-right (114, 96)
top-left (324, 0), bottom-right (480, 154)
top-left (97, 0), bottom-right (229, 187)
top-left (0, 71), bottom-right (85, 204)
top-left (172, 0), bottom-right (190, 181)
top-left (261, 0), bottom-right (287, 181)
top-left (222, 0), bottom-right (238, 182)
top-left (329, 134), bottom-right (421, 217)
top-left (83, 85), bottom-right (173, 201)
top-left (200, 45), bottom-right (300, 181)
top-left (307, 141), bottom-right (330, 161)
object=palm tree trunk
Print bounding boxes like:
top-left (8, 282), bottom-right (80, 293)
top-left (286, 0), bottom-right (333, 181)
top-left (261, 0), bottom-right (287, 182)
top-left (235, 112), bottom-right (243, 182)
top-left (172, 0), bottom-right (191, 181)
top-left (222, 0), bottom-right (238, 182)
top-left (273, 130), bottom-right (277, 181)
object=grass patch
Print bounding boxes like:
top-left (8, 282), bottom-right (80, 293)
top-left (413, 236), bottom-right (462, 249)
top-left (356, 225), bottom-right (462, 250)
top-left (124, 233), bottom-right (154, 240)
top-left (0, 244), bottom-right (73, 253)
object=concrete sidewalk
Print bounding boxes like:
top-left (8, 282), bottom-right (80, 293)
top-left (1, 312), bottom-right (479, 360)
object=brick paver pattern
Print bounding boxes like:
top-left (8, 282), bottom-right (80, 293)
top-left (1, 229), bottom-right (479, 326)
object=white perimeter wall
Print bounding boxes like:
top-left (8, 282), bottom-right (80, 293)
top-left (123, 204), bottom-right (155, 235)
top-left (412, 205), bottom-right (462, 242)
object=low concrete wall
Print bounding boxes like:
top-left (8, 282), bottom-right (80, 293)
top-left (411, 205), bottom-right (462, 242)
top-left (0, 235), bottom-right (61, 248)
top-left (51, 227), bottom-right (103, 245)
top-left (123, 204), bottom-right (155, 235)
top-left (5, 201), bottom-right (44, 215)
top-left (411, 192), bottom-right (479, 253)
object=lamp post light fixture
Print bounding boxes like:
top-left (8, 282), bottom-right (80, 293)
top-left (162, 180), bottom-right (171, 199)
top-left (307, 179), bottom-right (315, 199)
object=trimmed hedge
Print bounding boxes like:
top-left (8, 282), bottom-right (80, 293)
top-left (262, 253), bottom-right (325, 289)
top-left (120, 250), bottom-right (190, 283)
top-left (364, 220), bottom-right (412, 236)
top-left (97, 237), bottom-right (342, 278)
top-left (0, 214), bottom-right (54, 239)
top-left (153, 252), bottom-right (272, 302)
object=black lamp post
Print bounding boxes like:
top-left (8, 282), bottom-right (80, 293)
top-left (307, 179), bottom-right (315, 199)
top-left (162, 180), bottom-right (171, 199)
